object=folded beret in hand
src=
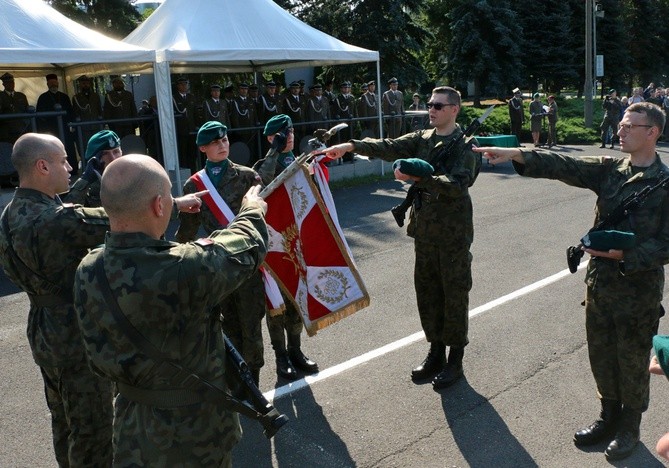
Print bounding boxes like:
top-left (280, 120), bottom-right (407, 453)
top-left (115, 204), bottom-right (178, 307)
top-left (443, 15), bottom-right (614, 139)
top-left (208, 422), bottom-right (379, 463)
top-left (581, 230), bottom-right (636, 251)
top-left (653, 335), bottom-right (669, 378)
top-left (392, 158), bottom-right (434, 178)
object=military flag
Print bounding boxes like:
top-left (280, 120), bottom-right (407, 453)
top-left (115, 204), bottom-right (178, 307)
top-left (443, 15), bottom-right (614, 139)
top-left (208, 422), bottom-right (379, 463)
top-left (263, 163), bottom-right (369, 335)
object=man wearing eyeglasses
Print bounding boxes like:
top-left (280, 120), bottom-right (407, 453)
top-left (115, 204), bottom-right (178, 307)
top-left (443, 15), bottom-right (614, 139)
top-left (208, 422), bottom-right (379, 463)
top-left (473, 102), bottom-right (669, 461)
top-left (321, 86), bottom-right (479, 391)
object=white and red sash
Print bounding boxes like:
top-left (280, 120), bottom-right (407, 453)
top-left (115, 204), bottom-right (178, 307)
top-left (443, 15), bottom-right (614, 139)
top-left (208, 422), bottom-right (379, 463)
top-left (191, 169), bottom-right (285, 314)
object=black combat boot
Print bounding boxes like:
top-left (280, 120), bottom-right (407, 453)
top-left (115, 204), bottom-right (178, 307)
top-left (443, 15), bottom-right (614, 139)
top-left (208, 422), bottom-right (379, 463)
top-left (432, 346), bottom-right (464, 390)
top-left (275, 350), bottom-right (298, 381)
top-left (411, 341), bottom-right (446, 381)
top-left (604, 408), bottom-right (641, 460)
top-left (287, 333), bottom-right (319, 374)
top-left (573, 399), bottom-right (622, 446)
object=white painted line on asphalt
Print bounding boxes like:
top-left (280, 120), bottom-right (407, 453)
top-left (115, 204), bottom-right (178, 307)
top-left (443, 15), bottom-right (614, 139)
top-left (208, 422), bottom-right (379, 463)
top-left (264, 261), bottom-right (586, 402)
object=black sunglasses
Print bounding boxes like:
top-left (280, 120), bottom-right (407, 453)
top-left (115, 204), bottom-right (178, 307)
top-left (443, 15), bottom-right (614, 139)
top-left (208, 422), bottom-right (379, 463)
top-left (426, 102), bottom-right (456, 110)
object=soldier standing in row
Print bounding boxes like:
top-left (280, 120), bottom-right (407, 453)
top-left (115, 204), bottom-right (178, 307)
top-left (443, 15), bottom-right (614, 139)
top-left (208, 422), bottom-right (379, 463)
top-left (282, 81), bottom-right (305, 142)
top-left (257, 114), bottom-right (320, 380)
top-left (358, 80), bottom-right (379, 138)
top-left (0, 133), bottom-right (113, 466)
top-left (172, 76), bottom-right (197, 171)
top-left (71, 75), bottom-right (103, 157)
top-left (176, 121), bottom-right (274, 385)
top-left (36, 74), bottom-right (78, 175)
top-left (0, 72), bottom-right (29, 144)
top-left (476, 102), bottom-right (669, 462)
top-left (230, 83), bottom-right (259, 163)
top-left (306, 83), bottom-right (330, 134)
top-left (202, 84), bottom-right (229, 127)
top-left (333, 81), bottom-right (356, 162)
top-left (258, 81), bottom-right (280, 126)
top-left (103, 76), bottom-right (138, 139)
top-left (508, 87), bottom-right (524, 143)
top-left (322, 86), bottom-right (478, 390)
top-left (74, 154), bottom-right (245, 467)
top-left (383, 77), bottom-right (405, 138)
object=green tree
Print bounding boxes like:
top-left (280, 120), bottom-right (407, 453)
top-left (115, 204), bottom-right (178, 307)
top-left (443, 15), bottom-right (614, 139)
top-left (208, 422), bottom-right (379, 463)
top-left (595, 0), bottom-right (633, 96)
top-left (46, 0), bottom-right (142, 39)
top-left (285, 0), bottom-right (429, 87)
top-left (446, 0), bottom-right (524, 106)
top-left (515, 0), bottom-right (579, 93)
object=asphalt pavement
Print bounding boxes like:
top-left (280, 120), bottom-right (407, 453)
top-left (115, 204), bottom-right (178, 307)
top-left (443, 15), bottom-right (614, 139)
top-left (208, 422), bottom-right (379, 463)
top-left (2, 143), bottom-right (669, 467)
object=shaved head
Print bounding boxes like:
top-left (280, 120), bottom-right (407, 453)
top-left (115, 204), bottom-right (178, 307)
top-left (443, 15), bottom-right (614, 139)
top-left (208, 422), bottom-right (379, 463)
top-left (101, 154), bottom-right (170, 220)
top-left (12, 133), bottom-right (64, 177)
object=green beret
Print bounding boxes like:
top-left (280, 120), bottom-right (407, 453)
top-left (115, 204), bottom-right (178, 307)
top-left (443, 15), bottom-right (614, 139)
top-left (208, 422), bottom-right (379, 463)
top-left (580, 230), bottom-right (636, 251)
top-left (653, 335), bottom-right (669, 378)
top-left (196, 121), bottom-right (227, 146)
top-left (392, 158), bottom-right (434, 178)
top-left (263, 114), bottom-right (292, 136)
top-left (85, 130), bottom-right (120, 161)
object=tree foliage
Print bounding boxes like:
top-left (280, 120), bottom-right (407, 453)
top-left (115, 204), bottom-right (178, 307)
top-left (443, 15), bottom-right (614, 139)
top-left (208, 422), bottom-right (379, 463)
top-left (44, 0), bottom-right (669, 101)
top-left (46, 0), bottom-right (142, 39)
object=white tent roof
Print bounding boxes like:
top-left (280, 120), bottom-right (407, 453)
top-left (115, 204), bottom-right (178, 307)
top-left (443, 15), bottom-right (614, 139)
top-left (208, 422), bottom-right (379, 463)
top-left (0, 0), bottom-right (153, 75)
top-left (124, 0), bottom-right (379, 73)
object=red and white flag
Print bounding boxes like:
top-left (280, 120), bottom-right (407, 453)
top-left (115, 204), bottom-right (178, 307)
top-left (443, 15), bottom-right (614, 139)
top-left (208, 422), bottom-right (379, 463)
top-left (264, 164), bottom-right (369, 336)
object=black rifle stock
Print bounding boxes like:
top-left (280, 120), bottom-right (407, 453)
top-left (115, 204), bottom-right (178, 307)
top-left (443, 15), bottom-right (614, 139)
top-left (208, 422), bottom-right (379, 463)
top-left (566, 174), bottom-right (669, 273)
top-left (224, 335), bottom-right (289, 438)
top-left (390, 105), bottom-right (495, 227)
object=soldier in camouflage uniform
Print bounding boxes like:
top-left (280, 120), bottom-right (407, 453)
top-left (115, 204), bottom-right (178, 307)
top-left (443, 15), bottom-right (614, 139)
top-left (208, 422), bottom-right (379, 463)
top-left (322, 86), bottom-right (478, 390)
top-left (255, 114), bottom-right (320, 380)
top-left (176, 121), bottom-right (275, 385)
top-left (476, 102), bottom-right (669, 461)
top-left (74, 154), bottom-right (267, 467)
top-left (0, 133), bottom-right (113, 467)
top-left (64, 129), bottom-right (122, 207)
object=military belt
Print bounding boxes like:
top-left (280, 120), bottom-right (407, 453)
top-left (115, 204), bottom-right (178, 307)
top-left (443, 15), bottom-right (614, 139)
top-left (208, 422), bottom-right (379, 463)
top-left (28, 292), bottom-right (72, 308)
top-left (117, 382), bottom-right (207, 407)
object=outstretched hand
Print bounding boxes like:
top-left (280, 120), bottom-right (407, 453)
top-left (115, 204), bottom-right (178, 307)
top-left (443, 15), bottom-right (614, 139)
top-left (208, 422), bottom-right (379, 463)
top-left (471, 146), bottom-right (524, 165)
top-left (174, 190), bottom-right (208, 213)
top-left (318, 143), bottom-right (354, 160)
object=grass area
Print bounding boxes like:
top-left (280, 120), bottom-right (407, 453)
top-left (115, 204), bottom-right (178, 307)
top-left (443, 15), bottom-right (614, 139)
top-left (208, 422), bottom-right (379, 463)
top-left (458, 96), bottom-right (604, 144)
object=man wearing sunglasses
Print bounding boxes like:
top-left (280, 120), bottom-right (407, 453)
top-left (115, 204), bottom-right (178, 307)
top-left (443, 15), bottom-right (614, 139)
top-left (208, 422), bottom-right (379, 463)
top-left (474, 102), bottom-right (669, 461)
top-left (321, 86), bottom-right (479, 391)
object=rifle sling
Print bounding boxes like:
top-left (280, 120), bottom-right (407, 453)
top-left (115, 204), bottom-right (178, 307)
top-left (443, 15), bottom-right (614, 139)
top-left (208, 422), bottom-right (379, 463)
top-left (93, 253), bottom-right (267, 421)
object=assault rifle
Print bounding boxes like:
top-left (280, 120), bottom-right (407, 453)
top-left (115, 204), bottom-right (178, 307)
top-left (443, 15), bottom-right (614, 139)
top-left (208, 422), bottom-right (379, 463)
top-left (224, 336), bottom-right (288, 438)
top-left (566, 173), bottom-right (669, 273)
top-left (390, 105), bottom-right (495, 227)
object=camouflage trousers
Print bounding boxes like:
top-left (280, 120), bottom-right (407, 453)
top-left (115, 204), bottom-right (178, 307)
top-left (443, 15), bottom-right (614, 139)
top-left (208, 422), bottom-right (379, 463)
top-left (266, 299), bottom-right (304, 351)
top-left (40, 360), bottom-right (113, 467)
top-left (112, 396), bottom-right (239, 467)
top-left (585, 276), bottom-right (662, 412)
top-left (414, 240), bottom-right (472, 347)
top-left (220, 270), bottom-right (266, 371)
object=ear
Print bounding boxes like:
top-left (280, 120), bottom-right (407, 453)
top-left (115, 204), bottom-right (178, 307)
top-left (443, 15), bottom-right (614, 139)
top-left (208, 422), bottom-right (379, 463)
top-left (151, 194), bottom-right (165, 218)
top-left (35, 158), bottom-right (49, 175)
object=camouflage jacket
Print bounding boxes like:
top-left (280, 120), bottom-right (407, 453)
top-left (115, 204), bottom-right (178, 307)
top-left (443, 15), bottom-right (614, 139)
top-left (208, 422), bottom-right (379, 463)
top-left (352, 127), bottom-right (478, 245)
top-left (176, 160), bottom-right (271, 241)
top-left (73, 199), bottom-right (268, 463)
top-left (517, 150), bottom-right (669, 292)
top-left (63, 177), bottom-right (101, 207)
top-left (0, 188), bottom-right (108, 367)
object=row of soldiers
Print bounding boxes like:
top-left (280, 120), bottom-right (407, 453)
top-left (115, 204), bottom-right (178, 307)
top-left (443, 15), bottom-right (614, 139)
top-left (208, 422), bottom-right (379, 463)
top-left (0, 72), bottom-right (140, 175)
top-left (0, 72), bottom-right (411, 173)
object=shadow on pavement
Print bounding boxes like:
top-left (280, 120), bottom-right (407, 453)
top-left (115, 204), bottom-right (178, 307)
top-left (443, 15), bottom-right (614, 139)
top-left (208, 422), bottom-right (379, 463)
top-left (233, 385), bottom-right (354, 467)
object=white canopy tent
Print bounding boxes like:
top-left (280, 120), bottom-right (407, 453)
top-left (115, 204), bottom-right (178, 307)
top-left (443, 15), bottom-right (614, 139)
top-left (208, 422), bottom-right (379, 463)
top-left (0, 0), bottom-right (153, 81)
top-left (122, 0), bottom-right (381, 184)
